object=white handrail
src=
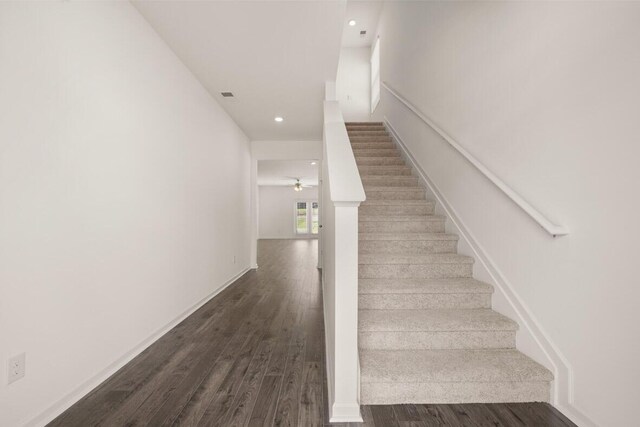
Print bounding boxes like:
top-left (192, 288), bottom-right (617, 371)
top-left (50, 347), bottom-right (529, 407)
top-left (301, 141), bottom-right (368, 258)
top-left (382, 81), bottom-right (569, 237)
top-left (323, 101), bottom-right (366, 204)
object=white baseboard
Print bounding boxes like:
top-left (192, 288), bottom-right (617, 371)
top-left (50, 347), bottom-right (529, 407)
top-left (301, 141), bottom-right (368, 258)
top-left (385, 118), bottom-right (595, 427)
top-left (321, 274), bottom-right (336, 423)
top-left (258, 236), bottom-right (318, 240)
top-left (555, 403), bottom-right (597, 427)
top-left (25, 266), bottom-right (251, 427)
top-left (330, 403), bottom-right (364, 423)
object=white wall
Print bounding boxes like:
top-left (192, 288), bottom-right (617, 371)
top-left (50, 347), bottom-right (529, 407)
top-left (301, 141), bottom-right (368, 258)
top-left (251, 140), bottom-right (322, 161)
top-left (336, 47), bottom-right (371, 122)
top-left (374, 2), bottom-right (640, 426)
top-left (258, 186), bottom-right (318, 239)
top-left (0, 3), bottom-right (252, 426)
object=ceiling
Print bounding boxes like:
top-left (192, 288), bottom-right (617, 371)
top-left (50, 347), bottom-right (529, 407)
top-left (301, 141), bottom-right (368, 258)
top-left (258, 160), bottom-right (319, 187)
top-left (341, 1), bottom-right (384, 48)
top-left (132, 1), bottom-right (346, 141)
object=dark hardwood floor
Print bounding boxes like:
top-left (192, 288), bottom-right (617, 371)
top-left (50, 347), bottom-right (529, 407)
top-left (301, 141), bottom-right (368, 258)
top-left (49, 239), bottom-right (576, 427)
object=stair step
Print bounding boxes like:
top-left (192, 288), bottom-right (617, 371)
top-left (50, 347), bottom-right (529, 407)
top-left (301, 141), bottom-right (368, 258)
top-left (359, 231), bottom-right (452, 240)
top-left (348, 128), bottom-right (387, 133)
top-left (358, 165), bottom-right (413, 176)
top-left (361, 176), bottom-right (419, 187)
top-left (359, 278), bottom-right (492, 309)
top-left (359, 216), bottom-right (445, 233)
top-left (360, 214), bottom-right (440, 221)
top-left (355, 157), bottom-right (406, 166)
top-left (359, 278), bottom-right (492, 294)
top-left (360, 308), bottom-right (516, 332)
top-left (360, 349), bottom-right (552, 404)
top-left (360, 253), bottom-right (474, 265)
top-left (350, 136), bottom-right (393, 142)
top-left (351, 141), bottom-right (396, 150)
top-left (359, 202), bottom-right (434, 216)
top-left (364, 187), bottom-right (426, 200)
top-left (359, 254), bottom-right (473, 279)
top-left (359, 309), bottom-right (516, 350)
top-left (346, 122), bottom-right (384, 126)
top-left (361, 199), bottom-right (431, 206)
top-left (348, 130), bottom-right (389, 136)
top-left (353, 148), bottom-right (399, 157)
top-left (359, 236), bottom-right (457, 254)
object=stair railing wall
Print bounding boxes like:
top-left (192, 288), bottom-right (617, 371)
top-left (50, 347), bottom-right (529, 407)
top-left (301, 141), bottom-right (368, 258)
top-left (320, 94), bottom-right (366, 423)
top-left (381, 82), bottom-right (568, 238)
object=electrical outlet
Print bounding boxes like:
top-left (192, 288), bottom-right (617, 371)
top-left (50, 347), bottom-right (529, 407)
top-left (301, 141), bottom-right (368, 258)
top-left (8, 353), bottom-right (25, 384)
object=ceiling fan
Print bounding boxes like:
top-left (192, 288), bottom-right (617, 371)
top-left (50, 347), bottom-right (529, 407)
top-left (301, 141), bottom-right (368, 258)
top-left (288, 177), bottom-right (313, 192)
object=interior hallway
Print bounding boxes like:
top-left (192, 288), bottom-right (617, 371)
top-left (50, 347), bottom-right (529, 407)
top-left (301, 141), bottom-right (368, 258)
top-left (49, 240), bottom-right (574, 426)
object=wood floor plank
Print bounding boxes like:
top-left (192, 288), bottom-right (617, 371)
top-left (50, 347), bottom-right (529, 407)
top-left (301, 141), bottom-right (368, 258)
top-left (393, 404), bottom-right (424, 423)
top-left (223, 338), bottom-right (277, 426)
top-left (197, 332), bottom-right (263, 424)
top-left (456, 403), bottom-right (504, 427)
top-left (416, 404), bottom-right (463, 427)
top-left (272, 340), bottom-right (306, 426)
top-left (505, 403), bottom-right (570, 427)
top-left (96, 342), bottom-right (198, 426)
top-left (297, 380), bottom-right (323, 426)
top-left (171, 312), bottom-right (267, 426)
top-left (49, 240), bottom-right (576, 427)
top-left (370, 405), bottom-right (401, 426)
top-left (449, 404), bottom-right (480, 427)
top-left (248, 374), bottom-right (283, 427)
top-left (485, 403), bottom-right (527, 426)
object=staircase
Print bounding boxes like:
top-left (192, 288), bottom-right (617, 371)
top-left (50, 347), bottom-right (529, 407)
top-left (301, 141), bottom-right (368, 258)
top-left (347, 122), bottom-right (553, 405)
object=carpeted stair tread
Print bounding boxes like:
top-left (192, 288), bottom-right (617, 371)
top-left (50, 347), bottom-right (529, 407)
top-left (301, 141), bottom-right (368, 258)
top-left (359, 278), bottom-right (492, 294)
top-left (360, 349), bottom-right (553, 383)
top-left (359, 308), bottom-right (517, 332)
top-left (359, 214), bottom-right (443, 222)
top-left (359, 232), bottom-right (456, 240)
top-left (361, 199), bottom-right (432, 206)
top-left (363, 186), bottom-right (424, 192)
top-left (359, 253), bottom-right (474, 265)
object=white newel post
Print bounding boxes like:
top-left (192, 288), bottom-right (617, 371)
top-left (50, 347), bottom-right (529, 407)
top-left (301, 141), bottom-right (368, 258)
top-left (332, 203), bottom-right (361, 420)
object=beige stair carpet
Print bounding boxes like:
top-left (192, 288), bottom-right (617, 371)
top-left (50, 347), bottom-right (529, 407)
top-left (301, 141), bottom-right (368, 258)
top-left (347, 122), bottom-right (552, 405)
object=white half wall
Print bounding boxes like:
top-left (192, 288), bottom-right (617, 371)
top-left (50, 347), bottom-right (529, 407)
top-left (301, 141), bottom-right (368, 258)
top-left (336, 47), bottom-right (371, 122)
top-left (259, 186), bottom-right (318, 239)
top-left (373, 2), bottom-right (640, 426)
top-left (0, 2), bottom-right (251, 426)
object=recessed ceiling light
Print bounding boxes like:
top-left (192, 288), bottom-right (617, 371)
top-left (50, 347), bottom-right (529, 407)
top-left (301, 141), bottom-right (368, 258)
top-left (311, 161), bottom-right (317, 165)
top-left (348, 19), bottom-right (356, 26)
top-left (274, 116), bottom-right (284, 122)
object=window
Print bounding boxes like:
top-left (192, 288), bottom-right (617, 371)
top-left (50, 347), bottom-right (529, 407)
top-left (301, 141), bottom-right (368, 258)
top-left (295, 201), bottom-right (319, 235)
top-left (311, 201), bottom-right (319, 234)
top-left (371, 37), bottom-right (380, 113)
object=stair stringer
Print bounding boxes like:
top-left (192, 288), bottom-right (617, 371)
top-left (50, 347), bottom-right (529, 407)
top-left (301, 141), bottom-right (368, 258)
top-left (383, 117), bottom-right (593, 427)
